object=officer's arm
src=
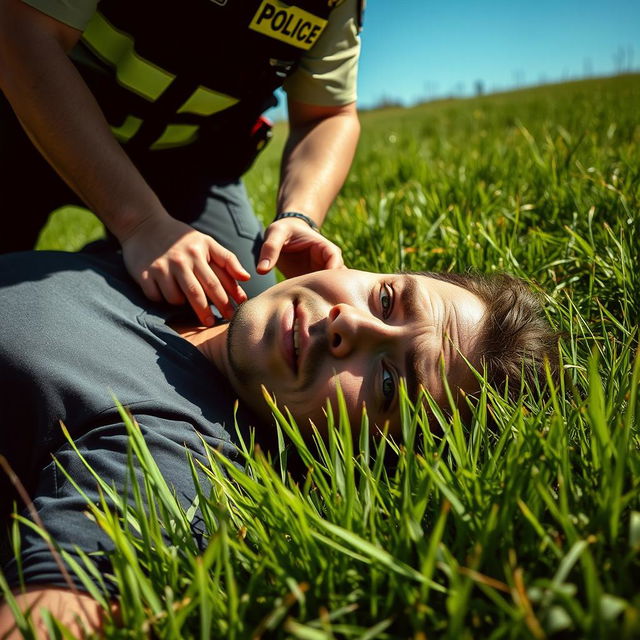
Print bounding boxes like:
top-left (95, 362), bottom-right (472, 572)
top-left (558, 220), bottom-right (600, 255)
top-left (255, 99), bottom-right (359, 277)
top-left (0, 0), bottom-right (166, 242)
top-left (0, 0), bottom-right (248, 323)
top-left (278, 98), bottom-right (360, 227)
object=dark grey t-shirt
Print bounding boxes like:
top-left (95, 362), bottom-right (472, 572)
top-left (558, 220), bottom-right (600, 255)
top-left (0, 251), bottom-right (254, 593)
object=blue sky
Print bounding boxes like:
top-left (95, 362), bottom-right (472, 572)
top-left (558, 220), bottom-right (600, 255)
top-left (271, 0), bottom-right (639, 117)
top-left (358, 0), bottom-right (640, 107)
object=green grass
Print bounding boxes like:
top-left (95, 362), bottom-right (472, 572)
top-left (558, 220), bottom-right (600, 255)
top-left (10, 74), bottom-right (640, 638)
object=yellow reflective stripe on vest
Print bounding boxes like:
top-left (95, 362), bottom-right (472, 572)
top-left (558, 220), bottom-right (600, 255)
top-left (150, 124), bottom-right (200, 150)
top-left (177, 86), bottom-right (239, 117)
top-left (249, 0), bottom-right (327, 51)
top-left (110, 115), bottom-right (143, 142)
top-left (83, 12), bottom-right (175, 101)
top-left (110, 117), bottom-right (198, 149)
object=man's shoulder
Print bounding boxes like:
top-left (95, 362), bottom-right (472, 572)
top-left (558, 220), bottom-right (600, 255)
top-left (0, 251), bottom-right (148, 358)
top-left (0, 250), bottom-right (128, 287)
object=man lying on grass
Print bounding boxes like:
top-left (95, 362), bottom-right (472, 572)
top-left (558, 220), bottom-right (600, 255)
top-left (0, 249), bottom-right (556, 637)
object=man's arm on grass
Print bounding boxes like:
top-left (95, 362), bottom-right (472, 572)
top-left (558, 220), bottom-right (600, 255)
top-left (0, 586), bottom-right (110, 638)
top-left (258, 99), bottom-right (360, 278)
top-left (0, 0), bottom-right (248, 323)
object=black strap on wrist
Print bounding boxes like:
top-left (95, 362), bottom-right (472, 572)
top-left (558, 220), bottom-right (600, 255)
top-left (274, 211), bottom-right (319, 230)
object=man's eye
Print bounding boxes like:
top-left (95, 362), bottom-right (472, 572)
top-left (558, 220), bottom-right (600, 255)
top-left (379, 283), bottom-right (394, 319)
top-left (382, 365), bottom-right (396, 411)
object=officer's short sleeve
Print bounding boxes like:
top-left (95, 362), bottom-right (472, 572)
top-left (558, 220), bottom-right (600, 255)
top-left (20, 0), bottom-right (97, 31)
top-left (283, 0), bottom-right (360, 107)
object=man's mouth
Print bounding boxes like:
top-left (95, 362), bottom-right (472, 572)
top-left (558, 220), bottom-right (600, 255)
top-left (291, 300), bottom-right (305, 376)
top-left (293, 316), bottom-right (300, 363)
top-left (281, 300), bottom-right (299, 376)
top-left (282, 297), bottom-right (310, 379)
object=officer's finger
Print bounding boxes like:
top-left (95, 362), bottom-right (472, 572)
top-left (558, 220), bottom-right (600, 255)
top-left (138, 269), bottom-right (163, 302)
top-left (257, 225), bottom-right (287, 274)
top-left (323, 243), bottom-right (344, 270)
top-left (146, 259), bottom-right (187, 305)
top-left (152, 267), bottom-right (186, 305)
top-left (208, 241), bottom-right (251, 281)
top-left (174, 268), bottom-right (215, 327)
top-left (307, 240), bottom-right (341, 272)
top-left (208, 263), bottom-right (247, 305)
top-left (193, 262), bottom-right (236, 320)
top-left (197, 262), bottom-right (244, 318)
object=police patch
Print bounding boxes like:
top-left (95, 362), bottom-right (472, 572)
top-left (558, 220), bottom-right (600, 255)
top-left (249, 1), bottom-right (328, 50)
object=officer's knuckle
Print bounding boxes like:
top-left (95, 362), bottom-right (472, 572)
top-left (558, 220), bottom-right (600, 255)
top-left (185, 244), bottom-right (202, 259)
top-left (148, 262), bottom-right (165, 277)
top-left (184, 281), bottom-right (203, 297)
top-left (172, 254), bottom-right (191, 270)
top-left (202, 277), bottom-right (221, 294)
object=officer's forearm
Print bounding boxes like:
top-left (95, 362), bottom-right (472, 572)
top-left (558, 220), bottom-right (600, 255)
top-left (0, 0), bottom-right (168, 242)
top-left (278, 101), bottom-right (360, 226)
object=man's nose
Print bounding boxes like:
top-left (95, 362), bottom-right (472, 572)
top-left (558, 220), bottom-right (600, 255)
top-left (327, 303), bottom-right (391, 358)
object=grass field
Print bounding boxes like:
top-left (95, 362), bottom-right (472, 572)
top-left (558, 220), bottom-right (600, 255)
top-left (9, 74), bottom-right (640, 638)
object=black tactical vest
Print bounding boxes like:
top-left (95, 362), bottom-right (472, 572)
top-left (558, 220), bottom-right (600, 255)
top-left (71, 0), bottom-right (346, 161)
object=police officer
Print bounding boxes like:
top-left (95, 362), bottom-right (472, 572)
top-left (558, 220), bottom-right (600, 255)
top-left (0, 0), bottom-right (362, 325)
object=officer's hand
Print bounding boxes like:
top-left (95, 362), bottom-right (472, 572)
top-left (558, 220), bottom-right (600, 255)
top-left (257, 217), bottom-right (344, 279)
top-left (121, 216), bottom-right (250, 324)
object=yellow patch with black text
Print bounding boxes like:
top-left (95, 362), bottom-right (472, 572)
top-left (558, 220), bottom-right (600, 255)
top-left (249, 1), bottom-right (327, 50)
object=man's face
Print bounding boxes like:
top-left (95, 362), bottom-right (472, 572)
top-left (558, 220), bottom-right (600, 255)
top-left (225, 269), bottom-right (486, 435)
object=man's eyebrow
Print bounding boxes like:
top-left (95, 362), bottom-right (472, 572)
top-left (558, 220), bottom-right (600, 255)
top-left (399, 274), bottom-right (421, 321)
top-left (400, 275), bottom-right (425, 401)
top-left (398, 274), bottom-right (446, 406)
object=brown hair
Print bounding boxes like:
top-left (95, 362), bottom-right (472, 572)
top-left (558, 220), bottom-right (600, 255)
top-left (418, 271), bottom-right (559, 403)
